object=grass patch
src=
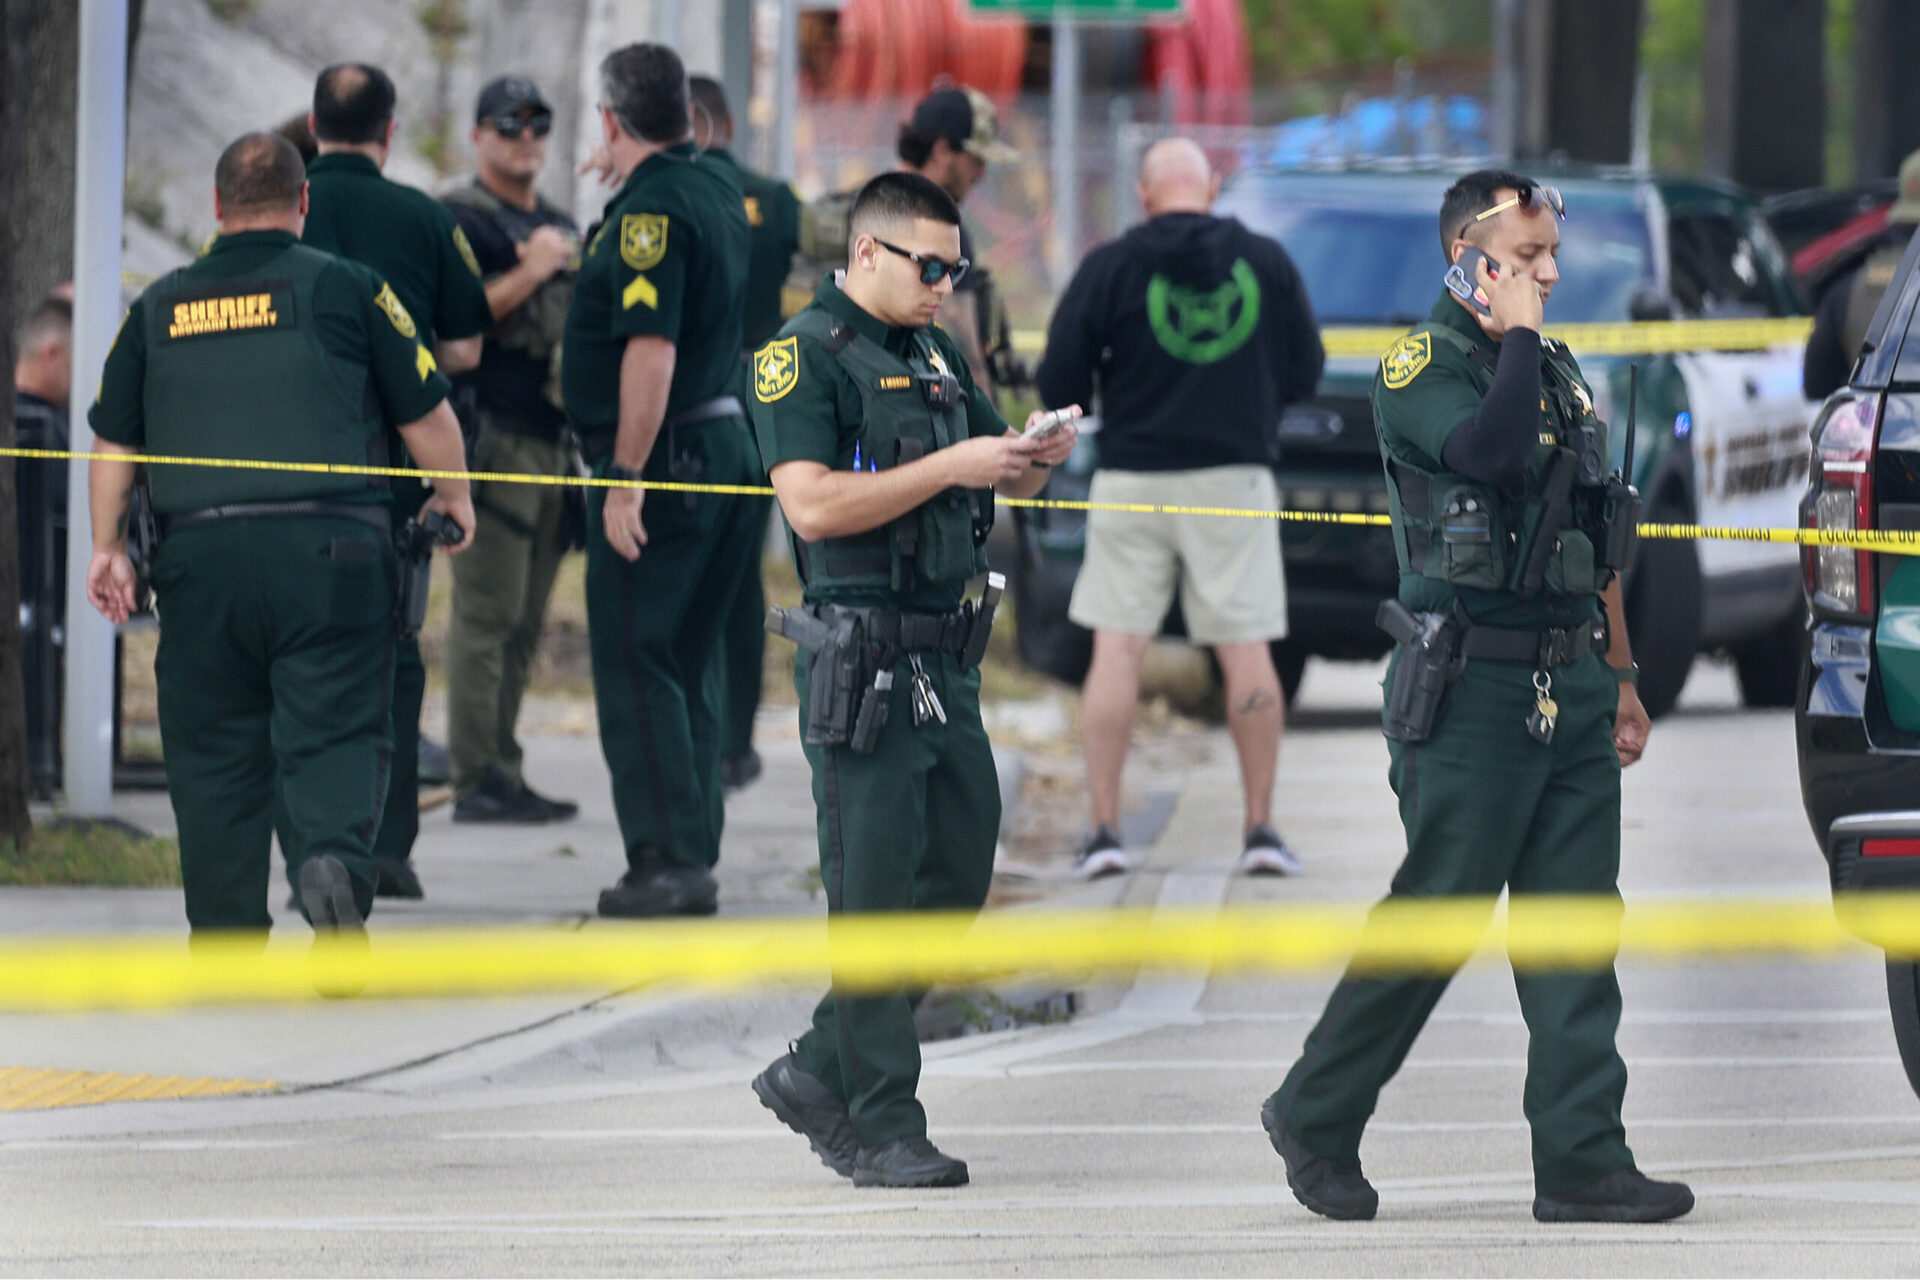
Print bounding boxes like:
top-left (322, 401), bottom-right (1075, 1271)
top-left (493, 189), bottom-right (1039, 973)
top-left (0, 824), bottom-right (182, 888)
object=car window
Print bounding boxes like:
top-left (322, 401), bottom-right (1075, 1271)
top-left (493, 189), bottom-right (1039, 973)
top-left (1219, 187), bottom-right (1653, 326)
top-left (1668, 213), bottom-right (1778, 317)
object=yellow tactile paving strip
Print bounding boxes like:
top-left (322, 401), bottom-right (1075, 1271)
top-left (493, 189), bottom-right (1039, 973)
top-left (0, 1067), bottom-right (277, 1111)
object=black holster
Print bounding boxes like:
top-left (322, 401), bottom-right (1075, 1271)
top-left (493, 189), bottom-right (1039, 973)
top-left (1600, 478), bottom-right (1641, 575)
top-left (126, 476), bottom-right (159, 617)
top-left (1377, 599), bottom-right (1463, 744)
top-left (767, 605), bottom-right (876, 751)
top-left (395, 511), bottom-right (462, 638)
top-left (959, 572), bottom-right (1006, 670)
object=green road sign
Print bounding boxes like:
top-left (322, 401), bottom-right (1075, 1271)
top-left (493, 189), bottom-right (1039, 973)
top-left (969, 0), bottom-right (1183, 18)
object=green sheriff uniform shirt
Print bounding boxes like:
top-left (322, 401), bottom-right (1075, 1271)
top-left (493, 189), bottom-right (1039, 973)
top-left (1375, 293), bottom-right (1605, 630)
top-left (750, 272), bottom-right (1009, 612)
top-left (302, 152), bottom-right (492, 350)
top-left (700, 146), bottom-right (802, 351)
top-left (90, 230), bottom-right (452, 467)
top-left (562, 143), bottom-right (751, 451)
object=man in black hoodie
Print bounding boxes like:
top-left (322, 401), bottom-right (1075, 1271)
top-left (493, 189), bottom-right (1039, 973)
top-left (1037, 138), bottom-right (1324, 880)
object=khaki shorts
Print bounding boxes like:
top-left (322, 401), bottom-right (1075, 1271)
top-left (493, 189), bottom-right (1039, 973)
top-left (1067, 465), bottom-right (1288, 645)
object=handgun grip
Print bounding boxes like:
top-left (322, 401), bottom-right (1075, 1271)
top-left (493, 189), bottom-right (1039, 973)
top-left (1376, 598), bottom-right (1419, 646)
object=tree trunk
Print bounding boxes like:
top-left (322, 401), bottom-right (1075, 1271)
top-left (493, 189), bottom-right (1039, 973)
top-left (1703, 0), bottom-right (1828, 193)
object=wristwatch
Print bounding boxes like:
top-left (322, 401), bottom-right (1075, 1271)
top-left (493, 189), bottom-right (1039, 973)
top-left (1611, 661), bottom-right (1640, 685)
top-left (605, 463), bottom-right (644, 485)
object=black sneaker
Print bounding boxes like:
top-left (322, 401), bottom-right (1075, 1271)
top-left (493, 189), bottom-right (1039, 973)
top-left (454, 769), bottom-right (556, 825)
top-left (520, 781), bottom-right (578, 822)
top-left (297, 856), bottom-right (365, 935)
top-left (1533, 1169), bottom-right (1695, 1223)
top-left (417, 735), bottom-right (452, 787)
top-left (751, 1052), bottom-right (857, 1178)
top-left (1074, 826), bottom-right (1133, 880)
top-left (852, 1136), bottom-right (969, 1189)
top-left (721, 750), bottom-right (764, 793)
top-left (596, 866), bottom-right (719, 918)
top-left (1239, 825), bottom-right (1303, 876)
top-left (373, 859), bottom-right (425, 899)
top-left (1261, 1090), bottom-right (1377, 1220)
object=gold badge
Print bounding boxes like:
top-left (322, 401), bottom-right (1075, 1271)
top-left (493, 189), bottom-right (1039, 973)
top-left (621, 213), bottom-right (668, 271)
top-left (743, 196), bottom-right (764, 228)
top-left (754, 336), bottom-right (799, 404)
top-left (374, 282), bottom-right (417, 338)
top-left (1381, 332), bottom-right (1431, 389)
top-left (452, 225), bottom-right (481, 278)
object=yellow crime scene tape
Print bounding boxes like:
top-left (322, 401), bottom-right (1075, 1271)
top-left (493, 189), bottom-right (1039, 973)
top-left (10, 443), bottom-right (1918, 556)
top-left (6, 894), bottom-right (1920, 1012)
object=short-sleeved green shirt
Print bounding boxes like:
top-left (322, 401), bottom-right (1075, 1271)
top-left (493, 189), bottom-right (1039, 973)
top-left (700, 147), bottom-right (802, 352)
top-left (562, 143), bottom-right (751, 446)
top-left (302, 152), bottom-right (491, 349)
top-left (750, 273), bottom-right (1008, 610)
top-left (89, 230), bottom-right (451, 450)
top-left (1375, 293), bottom-right (1603, 629)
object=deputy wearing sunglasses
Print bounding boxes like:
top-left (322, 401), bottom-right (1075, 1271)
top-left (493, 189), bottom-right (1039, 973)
top-left (747, 172), bottom-right (1078, 1189)
top-left (1264, 170), bottom-right (1690, 1225)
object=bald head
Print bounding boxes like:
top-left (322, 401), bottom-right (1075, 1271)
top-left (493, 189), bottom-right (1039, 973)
top-left (1139, 138), bottom-right (1217, 216)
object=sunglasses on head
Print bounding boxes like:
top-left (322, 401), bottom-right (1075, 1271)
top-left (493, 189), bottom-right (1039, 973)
top-left (1471, 182), bottom-right (1566, 233)
top-left (874, 237), bottom-right (970, 287)
top-left (488, 111), bottom-right (552, 140)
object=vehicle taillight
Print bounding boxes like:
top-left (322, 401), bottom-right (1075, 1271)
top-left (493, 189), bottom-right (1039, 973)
top-left (1806, 396), bottom-right (1878, 616)
top-left (1864, 838), bottom-right (1920, 858)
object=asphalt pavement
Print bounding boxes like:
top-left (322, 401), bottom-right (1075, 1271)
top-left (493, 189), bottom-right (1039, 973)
top-left (4, 660), bottom-right (1917, 1277)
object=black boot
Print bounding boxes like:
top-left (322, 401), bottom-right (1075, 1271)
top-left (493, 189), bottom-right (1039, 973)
top-left (1261, 1091), bottom-right (1378, 1221)
top-left (373, 859), bottom-right (425, 899)
top-left (519, 780), bottom-right (579, 822)
top-left (596, 865), bottom-right (719, 918)
top-left (1533, 1169), bottom-right (1695, 1223)
top-left (721, 750), bottom-right (763, 793)
top-left (852, 1136), bottom-right (969, 1189)
top-left (751, 1052), bottom-right (857, 1177)
top-left (454, 768), bottom-right (556, 825)
top-left (297, 856), bottom-right (365, 934)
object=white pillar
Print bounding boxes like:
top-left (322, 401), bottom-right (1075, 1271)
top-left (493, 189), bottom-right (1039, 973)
top-left (62, 0), bottom-right (130, 817)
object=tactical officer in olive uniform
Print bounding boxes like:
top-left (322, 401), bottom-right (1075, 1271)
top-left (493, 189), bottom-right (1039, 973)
top-left (688, 75), bottom-right (803, 792)
top-left (297, 62), bottom-right (493, 898)
top-left (747, 173), bottom-right (1077, 1189)
top-left (1264, 171), bottom-right (1693, 1225)
top-left (562, 43), bottom-right (762, 919)
top-left (1805, 147), bottom-right (1920, 400)
top-left (440, 75), bottom-right (584, 825)
top-left (84, 132), bottom-right (473, 935)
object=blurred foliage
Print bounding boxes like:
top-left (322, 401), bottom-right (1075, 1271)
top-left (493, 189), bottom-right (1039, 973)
top-left (1240, 0), bottom-right (1490, 80)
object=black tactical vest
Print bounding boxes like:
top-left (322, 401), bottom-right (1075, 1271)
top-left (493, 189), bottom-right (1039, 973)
top-left (784, 308), bottom-right (992, 596)
top-left (141, 243), bottom-right (389, 515)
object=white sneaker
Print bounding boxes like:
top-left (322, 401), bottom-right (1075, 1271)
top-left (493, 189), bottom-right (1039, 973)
top-left (1238, 825), bottom-right (1302, 876)
top-left (1075, 827), bottom-right (1133, 879)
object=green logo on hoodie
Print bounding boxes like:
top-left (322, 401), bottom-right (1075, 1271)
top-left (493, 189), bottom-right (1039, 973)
top-left (1146, 257), bottom-right (1261, 364)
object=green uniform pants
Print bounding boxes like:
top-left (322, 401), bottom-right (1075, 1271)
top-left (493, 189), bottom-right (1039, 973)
top-left (789, 646), bottom-right (1001, 1145)
top-left (152, 517), bottom-right (396, 930)
top-left (446, 429), bottom-right (571, 795)
top-left (720, 495), bottom-right (773, 760)
top-left (1278, 652), bottom-right (1636, 1195)
top-left (584, 418), bottom-right (761, 871)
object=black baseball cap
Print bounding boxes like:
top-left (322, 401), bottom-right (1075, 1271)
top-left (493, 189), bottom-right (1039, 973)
top-left (908, 85), bottom-right (1016, 164)
top-left (475, 75), bottom-right (551, 125)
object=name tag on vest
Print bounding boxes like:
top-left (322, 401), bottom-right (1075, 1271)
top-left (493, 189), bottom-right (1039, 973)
top-left (877, 375), bottom-right (913, 391)
top-left (164, 284), bottom-right (296, 341)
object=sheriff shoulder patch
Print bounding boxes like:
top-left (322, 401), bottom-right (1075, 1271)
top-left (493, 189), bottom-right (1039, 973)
top-left (1381, 331), bottom-right (1431, 390)
top-left (754, 336), bottom-right (799, 404)
top-left (621, 213), bottom-right (668, 271)
top-left (374, 282), bottom-right (417, 339)
top-left (453, 225), bottom-right (481, 278)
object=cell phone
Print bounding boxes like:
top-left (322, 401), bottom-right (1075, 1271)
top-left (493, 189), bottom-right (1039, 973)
top-left (1443, 247), bottom-right (1502, 318)
top-left (1024, 406), bottom-right (1080, 441)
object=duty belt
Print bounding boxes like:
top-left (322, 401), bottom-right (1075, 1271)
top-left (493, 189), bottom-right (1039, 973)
top-left (158, 500), bottom-right (391, 536)
top-left (1459, 617), bottom-right (1607, 668)
top-left (818, 604), bottom-right (972, 655)
top-left (664, 395), bottom-right (744, 430)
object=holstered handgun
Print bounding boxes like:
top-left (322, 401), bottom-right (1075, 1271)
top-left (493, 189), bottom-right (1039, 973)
top-left (126, 473), bottom-right (159, 617)
top-left (395, 510), bottom-right (462, 638)
top-left (767, 605), bottom-right (866, 747)
top-left (959, 571), bottom-right (1006, 670)
top-left (1377, 599), bottom-right (1463, 744)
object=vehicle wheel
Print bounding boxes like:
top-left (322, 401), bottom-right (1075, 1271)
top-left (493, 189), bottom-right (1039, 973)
top-left (1885, 959), bottom-right (1920, 1101)
top-left (1733, 601), bottom-right (1807, 709)
top-left (1624, 500), bottom-right (1702, 719)
top-left (1010, 518), bottom-right (1092, 685)
top-left (1269, 638), bottom-right (1308, 707)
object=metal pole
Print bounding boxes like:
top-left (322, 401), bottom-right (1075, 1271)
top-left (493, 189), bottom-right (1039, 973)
top-left (64, 0), bottom-right (129, 817)
top-left (774, 0), bottom-right (799, 180)
top-left (1048, 19), bottom-right (1081, 288)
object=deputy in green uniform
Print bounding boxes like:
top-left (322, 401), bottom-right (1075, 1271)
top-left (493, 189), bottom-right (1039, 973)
top-left (298, 62), bottom-right (493, 899)
top-left (563, 43), bottom-right (762, 918)
top-left (1263, 170), bottom-right (1693, 1225)
top-left (746, 173), bottom-right (1078, 1188)
top-left (84, 132), bottom-right (473, 935)
top-left (688, 74), bottom-right (803, 793)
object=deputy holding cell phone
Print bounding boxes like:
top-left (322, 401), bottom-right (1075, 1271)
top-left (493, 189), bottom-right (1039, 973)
top-left (1262, 170), bottom-right (1691, 1226)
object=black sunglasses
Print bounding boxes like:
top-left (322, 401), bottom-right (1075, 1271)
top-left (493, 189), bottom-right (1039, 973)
top-left (487, 111), bottom-right (552, 140)
top-left (874, 237), bottom-right (970, 287)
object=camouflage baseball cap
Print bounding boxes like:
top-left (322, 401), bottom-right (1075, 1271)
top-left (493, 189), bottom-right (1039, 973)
top-left (1893, 148), bottom-right (1920, 226)
top-left (909, 85), bottom-right (1017, 165)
